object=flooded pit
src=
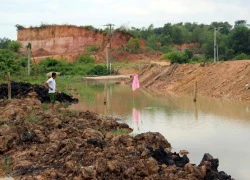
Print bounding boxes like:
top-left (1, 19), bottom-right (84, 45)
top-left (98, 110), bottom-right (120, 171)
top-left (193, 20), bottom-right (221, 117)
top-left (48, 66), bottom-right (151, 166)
top-left (69, 81), bottom-right (250, 179)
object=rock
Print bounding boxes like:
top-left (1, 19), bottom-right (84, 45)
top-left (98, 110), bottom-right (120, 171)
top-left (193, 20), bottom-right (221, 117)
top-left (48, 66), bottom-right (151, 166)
top-left (81, 166), bottom-right (95, 179)
top-left (180, 150), bottom-right (189, 155)
top-left (49, 131), bottom-right (67, 142)
top-left (87, 138), bottom-right (106, 148)
top-left (12, 160), bottom-right (34, 175)
top-left (20, 130), bottom-right (40, 143)
top-left (65, 161), bottom-right (75, 172)
top-left (82, 128), bottom-right (103, 140)
top-left (111, 134), bottom-right (133, 146)
top-left (124, 167), bottom-right (136, 177)
top-left (3, 108), bottom-right (15, 117)
top-left (103, 120), bottom-right (118, 129)
top-left (107, 160), bottom-right (120, 173)
top-left (33, 130), bottom-right (47, 143)
top-left (0, 136), bottom-right (12, 152)
top-left (134, 132), bottom-right (171, 149)
top-left (141, 149), bottom-right (150, 157)
top-left (245, 84), bottom-right (250, 90)
top-left (51, 117), bottom-right (62, 127)
top-left (199, 153), bottom-right (219, 171)
top-left (105, 132), bottom-right (113, 139)
top-left (127, 146), bottom-right (135, 152)
top-left (95, 158), bottom-right (107, 173)
top-left (146, 157), bottom-right (159, 175)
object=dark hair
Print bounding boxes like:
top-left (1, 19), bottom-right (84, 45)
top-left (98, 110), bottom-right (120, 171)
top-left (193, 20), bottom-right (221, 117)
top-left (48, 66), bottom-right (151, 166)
top-left (52, 72), bottom-right (57, 77)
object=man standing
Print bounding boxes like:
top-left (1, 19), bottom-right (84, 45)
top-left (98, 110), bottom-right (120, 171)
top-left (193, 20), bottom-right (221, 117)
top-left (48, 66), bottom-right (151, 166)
top-left (44, 72), bottom-right (57, 109)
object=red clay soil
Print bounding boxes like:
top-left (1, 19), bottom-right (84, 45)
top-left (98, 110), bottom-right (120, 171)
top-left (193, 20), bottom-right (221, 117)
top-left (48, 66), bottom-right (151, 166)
top-left (17, 25), bottom-right (160, 63)
top-left (134, 60), bottom-right (250, 101)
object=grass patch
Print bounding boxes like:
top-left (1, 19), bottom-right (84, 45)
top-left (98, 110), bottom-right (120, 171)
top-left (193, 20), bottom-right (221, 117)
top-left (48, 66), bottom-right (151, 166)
top-left (3, 155), bottom-right (11, 173)
top-left (110, 129), bottom-right (131, 135)
top-left (25, 112), bottom-right (37, 123)
top-left (41, 103), bottom-right (50, 111)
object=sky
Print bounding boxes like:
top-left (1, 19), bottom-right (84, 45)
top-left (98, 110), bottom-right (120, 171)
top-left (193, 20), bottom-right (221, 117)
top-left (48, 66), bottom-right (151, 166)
top-left (0, 0), bottom-right (249, 39)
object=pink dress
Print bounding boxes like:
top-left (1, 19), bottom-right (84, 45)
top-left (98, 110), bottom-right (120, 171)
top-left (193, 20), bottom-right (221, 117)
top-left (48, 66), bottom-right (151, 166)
top-left (132, 74), bottom-right (140, 91)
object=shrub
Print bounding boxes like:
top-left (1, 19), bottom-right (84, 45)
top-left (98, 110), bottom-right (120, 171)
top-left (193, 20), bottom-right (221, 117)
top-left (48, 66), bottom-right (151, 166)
top-left (126, 38), bottom-right (141, 53)
top-left (233, 53), bottom-right (250, 60)
top-left (161, 49), bottom-right (194, 64)
top-left (183, 49), bottom-right (193, 59)
top-left (189, 56), bottom-right (206, 64)
top-left (0, 49), bottom-right (20, 75)
top-left (161, 51), bottom-right (187, 64)
top-left (15, 24), bottom-right (25, 31)
top-left (8, 41), bottom-right (22, 53)
top-left (77, 55), bottom-right (95, 64)
top-left (86, 45), bottom-right (99, 53)
top-left (87, 65), bottom-right (109, 76)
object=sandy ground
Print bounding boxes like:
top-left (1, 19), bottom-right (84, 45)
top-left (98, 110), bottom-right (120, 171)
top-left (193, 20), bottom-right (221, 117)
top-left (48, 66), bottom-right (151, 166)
top-left (83, 74), bottom-right (132, 80)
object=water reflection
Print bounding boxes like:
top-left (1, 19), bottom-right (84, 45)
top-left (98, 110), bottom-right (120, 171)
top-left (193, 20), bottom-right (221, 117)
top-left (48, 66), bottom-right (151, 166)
top-left (133, 108), bottom-right (141, 131)
top-left (69, 81), bottom-right (250, 179)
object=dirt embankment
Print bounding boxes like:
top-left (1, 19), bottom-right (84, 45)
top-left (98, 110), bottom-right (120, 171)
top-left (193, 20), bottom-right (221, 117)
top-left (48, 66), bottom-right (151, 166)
top-left (134, 60), bottom-right (250, 100)
top-left (18, 25), bottom-right (159, 62)
top-left (0, 93), bottom-right (232, 179)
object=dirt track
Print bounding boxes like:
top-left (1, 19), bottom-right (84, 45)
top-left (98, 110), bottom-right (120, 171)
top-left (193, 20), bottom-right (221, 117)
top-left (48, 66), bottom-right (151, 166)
top-left (134, 60), bottom-right (250, 100)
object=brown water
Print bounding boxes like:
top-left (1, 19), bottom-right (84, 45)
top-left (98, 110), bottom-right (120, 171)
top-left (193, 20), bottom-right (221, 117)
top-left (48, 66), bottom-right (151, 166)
top-left (69, 81), bottom-right (250, 179)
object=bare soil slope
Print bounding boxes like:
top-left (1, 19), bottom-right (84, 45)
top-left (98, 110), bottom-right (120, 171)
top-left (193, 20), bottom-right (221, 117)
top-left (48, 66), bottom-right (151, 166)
top-left (17, 25), bottom-right (160, 62)
top-left (135, 60), bottom-right (250, 100)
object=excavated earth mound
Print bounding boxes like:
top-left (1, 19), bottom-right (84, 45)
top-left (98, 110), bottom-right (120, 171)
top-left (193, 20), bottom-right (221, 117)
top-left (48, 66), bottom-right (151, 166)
top-left (0, 82), bottom-right (78, 103)
top-left (0, 93), bottom-right (233, 179)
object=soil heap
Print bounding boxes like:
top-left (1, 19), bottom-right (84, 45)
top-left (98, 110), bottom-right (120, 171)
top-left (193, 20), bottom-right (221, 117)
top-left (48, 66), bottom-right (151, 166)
top-left (131, 60), bottom-right (250, 100)
top-left (0, 93), bottom-right (233, 179)
top-left (0, 82), bottom-right (78, 103)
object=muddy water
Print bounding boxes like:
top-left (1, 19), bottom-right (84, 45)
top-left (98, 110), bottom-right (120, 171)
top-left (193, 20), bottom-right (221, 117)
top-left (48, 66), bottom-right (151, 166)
top-left (70, 81), bottom-right (250, 180)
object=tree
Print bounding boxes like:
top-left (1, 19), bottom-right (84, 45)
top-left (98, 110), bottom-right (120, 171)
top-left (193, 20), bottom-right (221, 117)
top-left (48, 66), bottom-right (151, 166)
top-left (126, 38), bottom-right (140, 53)
top-left (0, 38), bottom-right (11, 49)
top-left (228, 26), bottom-right (250, 54)
top-left (15, 24), bottom-right (25, 31)
top-left (8, 41), bottom-right (22, 53)
top-left (234, 20), bottom-right (247, 27)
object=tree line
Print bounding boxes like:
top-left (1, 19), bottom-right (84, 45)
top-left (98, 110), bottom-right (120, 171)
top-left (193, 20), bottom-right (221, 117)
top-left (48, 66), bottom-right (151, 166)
top-left (128, 20), bottom-right (250, 61)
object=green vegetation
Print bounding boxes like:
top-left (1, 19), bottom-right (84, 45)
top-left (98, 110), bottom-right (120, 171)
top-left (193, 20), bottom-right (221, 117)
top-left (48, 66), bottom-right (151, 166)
top-left (25, 112), bottom-right (37, 123)
top-left (129, 20), bottom-right (250, 61)
top-left (0, 39), bottom-right (23, 76)
top-left (161, 49), bottom-right (200, 64)
top-left (41, 103), bottom-right (50, 111)
top-left (0, 38), bottom-right (109, 79)
top-left (34, 57), bottom-right (108, 76)
top-left (3, 155), bottom-right (11, 173)
top-left (111, 129), bottom-right (131, 135)
top-left (125, 38), bottom-right (141, 53)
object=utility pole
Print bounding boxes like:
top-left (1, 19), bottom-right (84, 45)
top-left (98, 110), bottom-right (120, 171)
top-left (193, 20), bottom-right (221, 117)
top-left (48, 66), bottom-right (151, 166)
top-left (214, 27), bottom-right (222, 63)
top-left (104, 23), bottom-right (114, 74)
top-left (214, 29), bottom-right (216, 63)
top-left (27, 42), bottom-right (31, 76)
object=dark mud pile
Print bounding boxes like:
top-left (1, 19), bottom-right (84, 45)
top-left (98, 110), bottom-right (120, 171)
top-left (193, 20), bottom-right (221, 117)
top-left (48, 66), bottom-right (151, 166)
top-left (0, 82), bottom-right (78, 103)
top-left (0, 94), bottom-right (233, 179)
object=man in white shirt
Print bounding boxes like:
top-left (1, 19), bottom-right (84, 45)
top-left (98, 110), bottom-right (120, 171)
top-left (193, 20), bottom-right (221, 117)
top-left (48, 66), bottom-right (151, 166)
top-left (44, 72), bottom-right (57, 109)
